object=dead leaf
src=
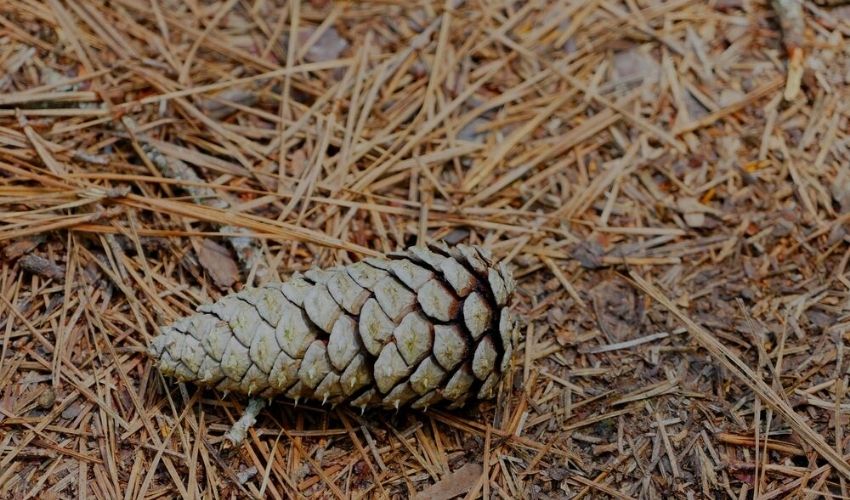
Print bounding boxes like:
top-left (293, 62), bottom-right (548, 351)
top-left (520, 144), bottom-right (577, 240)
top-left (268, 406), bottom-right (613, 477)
top-left (3, 236), bottom-right (45, 259)
top-left (413, 463), bottom-right (483, 500)
top-left (19, 254), bottom-right (65, 281)
top-left (198, 239), bottom-right (239, 289)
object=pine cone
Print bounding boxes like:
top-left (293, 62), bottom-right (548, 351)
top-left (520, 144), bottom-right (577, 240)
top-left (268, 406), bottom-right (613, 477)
top-left (148, 244), bottom-right (517, 410)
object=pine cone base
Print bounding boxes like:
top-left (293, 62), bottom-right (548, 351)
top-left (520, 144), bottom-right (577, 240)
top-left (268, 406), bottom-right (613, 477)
top-left (149, 244), bottom-right (517, 410)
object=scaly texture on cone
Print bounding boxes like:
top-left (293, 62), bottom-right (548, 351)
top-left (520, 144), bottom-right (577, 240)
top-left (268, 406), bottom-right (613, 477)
top-left (148, 243), bottom-right (517, 410)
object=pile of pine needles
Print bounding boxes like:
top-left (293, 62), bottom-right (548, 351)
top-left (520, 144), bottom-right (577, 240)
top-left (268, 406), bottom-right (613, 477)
top-left (2, 0), bottom-right (850, 497)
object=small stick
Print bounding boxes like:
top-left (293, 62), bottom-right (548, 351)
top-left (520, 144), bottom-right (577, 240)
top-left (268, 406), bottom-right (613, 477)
top-left (223, 398), bottom-right (267, 446)
top-left (772, 0), bottom-right (805, 99)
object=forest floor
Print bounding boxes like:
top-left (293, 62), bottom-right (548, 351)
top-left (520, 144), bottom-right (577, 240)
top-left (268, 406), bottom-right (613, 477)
top-left (2, 0), bottom-right (850, 498)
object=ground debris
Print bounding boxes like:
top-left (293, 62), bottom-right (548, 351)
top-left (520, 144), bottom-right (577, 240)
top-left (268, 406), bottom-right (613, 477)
top-left (1, 0), bottom-right (849, 498)
top-left (3, 236), bottom-right (45, 259)
top-left (19, 254), bottom-right (65, 281)
top-left (412, 463), bottom-right (483, 500)
top-left (197, 238), bottom-right (239, 289)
